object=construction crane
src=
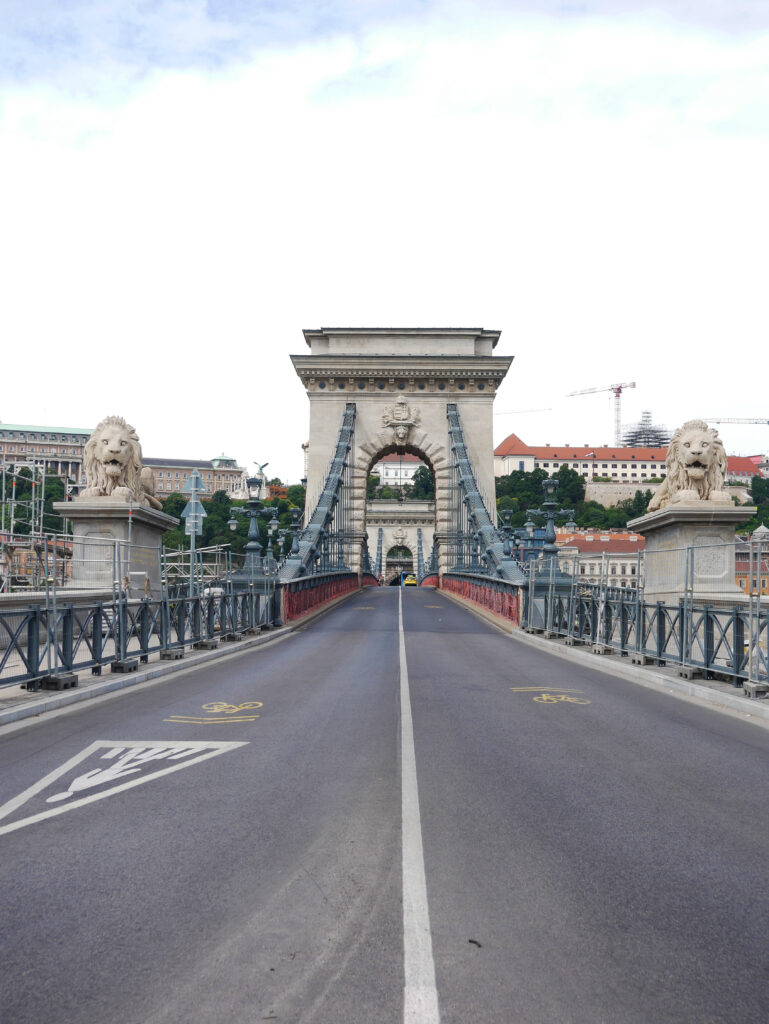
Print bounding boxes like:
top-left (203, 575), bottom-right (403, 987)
top-left (493, 407), bottom-right (552, 416)
top-left (705, 418), bottom-right (769, 426)
top-left (566, 382), bottom-right (636, 446)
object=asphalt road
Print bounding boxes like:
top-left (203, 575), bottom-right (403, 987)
top-left (1, 587), bottom-right (768, 1024)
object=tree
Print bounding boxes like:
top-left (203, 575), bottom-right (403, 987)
top-left (409, 465), bottom-right (435, 500)
top-left (41, 475), bottom-right (66, 532)
top-left (287, 484), bottom-right (306, 510)
top-left (554, 466), bottom-right (586, 507)
top-left (494, 467), bottom-right (653, 530)
top-left (751, 476), bottom-right (769, 506)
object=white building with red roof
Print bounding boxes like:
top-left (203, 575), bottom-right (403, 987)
top-left (556, 530), bottom-right (646, 589)
top-left (494, 432), bottom-right (766, 487)
top-left (371, 452), bottom-right (425, 488)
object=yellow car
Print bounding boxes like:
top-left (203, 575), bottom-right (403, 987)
top-left (403, 574), bottom-right (418, 586)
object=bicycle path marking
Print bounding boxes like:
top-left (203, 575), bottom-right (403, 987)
top-left (165, 700), bottom-right (263, 725)
top-left (510, 686), bottom-right (592, 705)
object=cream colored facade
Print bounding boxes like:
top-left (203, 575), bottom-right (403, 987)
top-left (292, 328), bottom-right (512, 574)
top-left (365, 499), bottom-right (436, 582)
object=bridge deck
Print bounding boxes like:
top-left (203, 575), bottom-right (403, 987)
top-left (1, 588), bottom-right (768, 1023)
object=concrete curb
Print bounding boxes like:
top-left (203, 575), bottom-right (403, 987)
top-left (0, 588), bottom-right (359, 729)
top-left (440, 589), bottom-right (769, 729)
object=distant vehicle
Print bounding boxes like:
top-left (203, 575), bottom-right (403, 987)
top-left (203, 586), bottom-right (225, 597)
top-left (402, 573), bottom-right (418, 587)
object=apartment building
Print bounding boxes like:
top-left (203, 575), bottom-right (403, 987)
top-left (143, 455), bottom-right (245, 498)
top-left (0, 423), bottom-right (90, 480)
top-left (494, 432), bottom-right (766, 486)
top-left (0, 424), bottom-right (245, 498)
top-left (556, 530), bottom-right (645, 589)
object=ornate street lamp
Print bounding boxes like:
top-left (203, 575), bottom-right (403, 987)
top-left (530, 478), bottom-right (575, 574)
top-left (289, 507), bottom-right (302, 555)
top-left (227, 474), bottom-right (265, 580)
top-left (263, 505), bottom-right (281, 575)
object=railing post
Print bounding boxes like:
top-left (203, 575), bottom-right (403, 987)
top-left (92, 603), bottom-right (104, 672)
top-left (656, 602), bottom-right (666, 662)
top-left (61, 605), bottom-right (74, 672)
top-left (191, 597), bottom-right (201, 642)
top-left (703, 606), bottom-right (715, 677)
top-left (26, 605), bottom-right (42, 690)
top-left (139, 599), bottom-right (150, 663)
top-left (734, 610), bottom-right (746, 683)
top-left (206, 596), bottom-right (216, 639)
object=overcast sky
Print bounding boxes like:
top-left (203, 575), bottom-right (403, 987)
top-left (2, 1), bottom-right (767, 483)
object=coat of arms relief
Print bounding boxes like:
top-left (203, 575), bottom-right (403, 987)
top-left (382, 399), bottom-right (420, 444)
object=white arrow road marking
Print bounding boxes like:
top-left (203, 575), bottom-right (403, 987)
top-left (0, 740), bottom-right (247, 836)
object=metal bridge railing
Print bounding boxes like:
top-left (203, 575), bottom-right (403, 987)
top-left (520, 542), bottom-right (769, 688)
top-left (0, 582), bottom-right (278, 691)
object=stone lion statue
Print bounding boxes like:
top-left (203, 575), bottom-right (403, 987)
top-left (79, 415), bottom-right (162, 509)
top-left (647, 419), bottom-right (731, 512)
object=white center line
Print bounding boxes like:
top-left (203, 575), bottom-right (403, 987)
top-left (399, 588), bottom-right (441, 1023)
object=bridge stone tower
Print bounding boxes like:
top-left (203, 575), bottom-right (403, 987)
top-left (291, 328), bottom-right (513, 576)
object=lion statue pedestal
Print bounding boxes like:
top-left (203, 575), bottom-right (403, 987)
top-left (628, 420), bottom-right (755, 606)
top-left (54, 500), bottom-right (179, 592)
top-left (53, 416), bottom-right (178, 593)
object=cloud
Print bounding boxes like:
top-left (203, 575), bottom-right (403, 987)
top-left (3, 1), bottom-right (769, 92)
top-left (0, 6), bottom-right (768, 479)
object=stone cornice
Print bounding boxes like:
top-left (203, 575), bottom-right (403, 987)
top-left (291, 354), bottom-right (513, 395)
top-left (628, 503), bottom-right (757, 534)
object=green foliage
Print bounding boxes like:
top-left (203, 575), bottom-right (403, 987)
top-left (622, 489), bottom-right (654, 520)
top-left (387, 546), bottom-right (411, 560)
top-left (737, 477), bottom-right (769, 532)
top-left (161, 489), bottom-right (300, 560)
top-left (495, 467), bottom-right (549, 508)
top-left (751, 476), bottom-right (769, 506)
top-left (554, 466), bottom-right (586, 507)
top-left (286, 484), bottom-right (306, 509)
top-left (366, 475), bottom-right (379, 500)
top-left (494, 469), bottom-right (655, 530)
top-left (409, 465), bottom-right (435, 500)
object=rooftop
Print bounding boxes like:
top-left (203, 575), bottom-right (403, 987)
top-left (0, 423), bottom-right (93, 435)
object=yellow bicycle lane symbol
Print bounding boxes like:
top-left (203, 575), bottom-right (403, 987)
top-left (165, 701), bottom-right (263, 725)
top-left (532, 693), bottom-right (591, 704)
top-left (510, 687), bottom-right (591, 706)
top-left (202, 702), bottom-right (263, 714)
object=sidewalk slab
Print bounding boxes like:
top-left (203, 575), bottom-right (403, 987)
top-left (439, 588), bottom-right (769, 729)
top-left (0, 588), bottom-right (357, 730)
